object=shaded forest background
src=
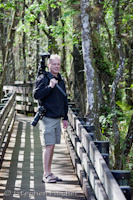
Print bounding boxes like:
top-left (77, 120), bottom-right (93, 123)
top-left (0, 0), bottom-right (133, 184)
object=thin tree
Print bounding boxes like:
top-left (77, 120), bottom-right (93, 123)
top-left (0, 4), bottom-right (20, 99)
top-left (109, 0), bottom-right (125, 169)
top-left (81, 0), bottom-right (101, 139)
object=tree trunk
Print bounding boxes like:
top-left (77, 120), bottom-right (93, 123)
top-left (36, 12), bottom-right (40, 72)
top-left (22, 0), bottom-right (27, 84)
top-left (90, 0), bottom-right (111, 111)
top-left (81, 0), bottom-right (101, 139)
top-left (119, 113), bottom-right (133, 169)
top-left (0, 0), bottom-right (6, 65)
top-left (111, 0), bottom-right (125, 169)
top-left (47, 1), bottom-right (58, 53)
top-left (72, 45), bottom-right (86, 115)
top-left (61, 19), bottom-right (71, 92)
top-left (72, 6), bottom-right (86, 116)
top-left (0, 9), bottom-right (20, 99)
top-left (11, 50), bottom-right (16, 83)
top-left (125, 43), bottom-right (133, 106)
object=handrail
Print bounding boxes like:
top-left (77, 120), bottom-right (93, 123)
top-left (0, 92), bottom-right (16, 128)
top-left (63, 106), bottom-right (127, 200)
top-left (3, 84), bottom-right (37, 113)
top-left (0, 92), bottom-right (16, 167)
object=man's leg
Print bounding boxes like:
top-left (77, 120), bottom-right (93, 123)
top-left (43, 144), bottom-right (55, 175)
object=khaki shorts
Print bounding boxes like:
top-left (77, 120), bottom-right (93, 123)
top-left (40, 116), bottom-right (61, 146)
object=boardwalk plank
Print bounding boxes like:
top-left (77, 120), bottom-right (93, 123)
top-left (0, 114), bottom-right (86, 200)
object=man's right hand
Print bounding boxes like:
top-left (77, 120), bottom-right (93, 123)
top-left (49, 78), bottom-right (58, 88)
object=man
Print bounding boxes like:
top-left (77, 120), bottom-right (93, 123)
top-left (33, 54), bottom-right (68, 183)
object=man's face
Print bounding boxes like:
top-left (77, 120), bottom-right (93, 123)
top-left (48, 58), bottom-right (61, 76)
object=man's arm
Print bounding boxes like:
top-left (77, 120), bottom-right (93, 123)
top-left (33, 75), bottom-right (57, 100)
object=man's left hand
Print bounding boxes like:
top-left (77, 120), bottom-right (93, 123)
top-left (63, 120), bottom-right (68, 129)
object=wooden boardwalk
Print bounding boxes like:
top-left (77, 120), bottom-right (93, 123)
top-left (0, 114), bottom-right (86, 200)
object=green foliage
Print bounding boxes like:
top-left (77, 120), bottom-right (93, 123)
top-left (0, 2), bottom-right (15, 10)
top-left (0, 64), bottom-right (2, 72)
top-left (116, 100), bottom-right (133, 138)
top-left (25, 13), bottom-right (36, 23)
top-left (100, 98), bottom-right (133, 138)
top-left (50, 2), bottom-right (59, 9)
top-left (130, 84), bottom-right (133, 89)
top-left (0, 3), bottom-right (5, 8)
top-left (39, 2), bottom-right (47, 11)
top-left (99, 112), bottom-right (113, 133)
top-left (93, 46), bottom-right (112, 75)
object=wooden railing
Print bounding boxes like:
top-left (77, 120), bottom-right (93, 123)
top-left (0, 92), bottom-right (16, 167)
top-left (62, 106), bottom-right (130, 200)
top-left (3, 83), bottom-right (37, 114)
